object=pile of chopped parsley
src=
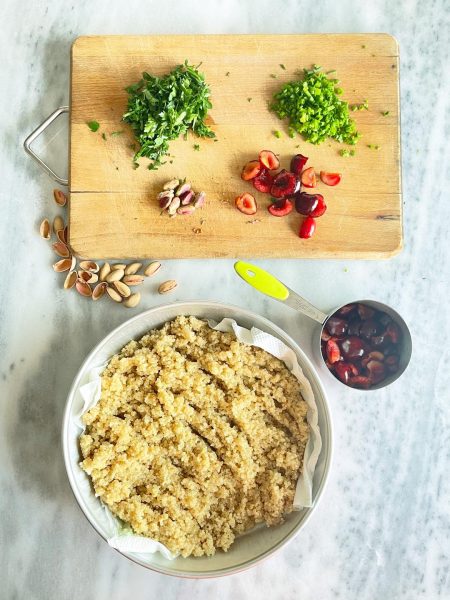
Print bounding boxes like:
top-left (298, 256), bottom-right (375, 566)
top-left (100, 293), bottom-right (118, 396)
top-left (270, 65), bottom-right (361, 146)
top-left (123, 61), bottom-right (215, 169)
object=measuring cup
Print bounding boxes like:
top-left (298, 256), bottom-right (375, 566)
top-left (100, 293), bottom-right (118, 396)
top-left (234, 261), bottom-right (412, 390)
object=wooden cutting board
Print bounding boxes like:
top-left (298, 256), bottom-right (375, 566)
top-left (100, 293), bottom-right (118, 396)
top-left (69, 34), bottom-right (401, 259)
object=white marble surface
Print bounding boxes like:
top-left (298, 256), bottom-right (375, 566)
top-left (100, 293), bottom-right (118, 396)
top-left (1, 0), bottom-right (449, 598)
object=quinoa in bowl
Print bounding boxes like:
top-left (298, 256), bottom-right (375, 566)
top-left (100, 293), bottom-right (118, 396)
top-left (79, 315), bottom-right (310, 558)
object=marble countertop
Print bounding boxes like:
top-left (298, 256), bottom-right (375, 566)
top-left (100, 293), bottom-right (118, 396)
top-left (1, 0), bottom-right (449, 598)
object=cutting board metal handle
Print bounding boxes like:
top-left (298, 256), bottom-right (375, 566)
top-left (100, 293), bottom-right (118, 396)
top-left (23, 106), bottom-right (69, 186)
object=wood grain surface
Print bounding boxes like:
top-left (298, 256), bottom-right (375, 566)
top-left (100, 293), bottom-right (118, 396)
top-left (69, 34), bottom-right (401, 259)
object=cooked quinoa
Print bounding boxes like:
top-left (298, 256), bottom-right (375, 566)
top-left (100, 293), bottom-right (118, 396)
top-left (79, 316), bottom-right (310, 557)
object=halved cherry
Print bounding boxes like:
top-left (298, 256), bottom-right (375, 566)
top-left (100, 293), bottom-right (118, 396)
top-left (299, 216), bottom-right (316, 239)
top-left (259, 150), bottom-right (280, 170)
top-left (320, 171), bottom-right (342, 186)
top-left (270, 169), bottom-right (298, 198)
top-left (268, 199), bottom-right (293, 217)
top-left (326, 339), bottom-right (341, 364)
top-left (241, 160), bottom-right (261, 181)
top-left (310, 194), bottom-right (327, 217)
top-left (294, 192), bottom-right (319, 216)
top-left (235, 192), bottom-right (257, 215)
top-left (301, 167), bottom-right (317, 188)
top-left (253, 169), bottom-right (275, 194)
top-left (290, 154), bottom-right (309, 176)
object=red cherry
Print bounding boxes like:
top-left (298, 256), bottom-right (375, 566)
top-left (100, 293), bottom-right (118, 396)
top-left (320, 171), bottom-right (342, 186)
top-left (294, 192), bottom-right (319, 216)
top-left (268, 199), bottom-right (293, 217)
top-left (299, 217), bottom-right (316, 239)
top-left (326, 339), bottom-right (341, 363)
top-left (325, 316), bottom-right (348, 337)
top-left (309, 195), bottom-right (327, 217)
top-left (253, 169), bottom-right (275, 194)
top-left (290, 154), bottom-right (309, 176)
top-left (348, 375), bottom-right (371, 389)
top-left (340, 336), bottom-right (367, 360)
top-left (334, 362), bottom-right (353, 384)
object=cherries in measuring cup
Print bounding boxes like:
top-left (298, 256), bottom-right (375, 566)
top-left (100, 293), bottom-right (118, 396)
top-left (321, 303), bottom-right (402, 389)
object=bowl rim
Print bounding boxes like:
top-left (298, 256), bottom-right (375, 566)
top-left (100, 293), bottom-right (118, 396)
top-left (62, 300), bottom-right (333, 578)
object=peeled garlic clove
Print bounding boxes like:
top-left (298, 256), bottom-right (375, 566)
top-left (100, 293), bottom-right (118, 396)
top-left (123, 292), bottom-right (141, 308)
top-left (40, 218), bottom-right (51, 240)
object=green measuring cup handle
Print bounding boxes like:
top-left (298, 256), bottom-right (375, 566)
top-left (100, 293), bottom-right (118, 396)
top-left (234, 261), bottom-right (290, 301)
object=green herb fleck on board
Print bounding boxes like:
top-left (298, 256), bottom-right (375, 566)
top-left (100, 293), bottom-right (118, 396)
top-left (339, 148), bottom-right (356, 157)
top-left (111, 130), bottom-right (124, 136)
top-left (367, 144), bottom-right (380, 150)
top-left (247, 97), bottom-right (252, 102)
top-left (344, 267), bottom-right (349, 272)
top-left (226, 71), bottom-right (230, 76)
top-left (270, 74), bottom-right (277, 79)
top-left (350, 99), bottom-right (369, 111)
top-left (279, 64), bottom-right (286, 70)
top-left (361, 44), bottom-right (366, 49)
top-left (193, 144), bottom-right (200, 151)
top-left (87, 120), bottom-right (100, 132)
top-left (273, 130), bottom-right (282, 138)
top-left (101, 132), bottom-right (107, 141)
top-left (381, 110), bottom-right (390, 116)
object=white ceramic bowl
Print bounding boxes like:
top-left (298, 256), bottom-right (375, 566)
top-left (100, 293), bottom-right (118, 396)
top-left (62, 301), bottom-right (332, 578)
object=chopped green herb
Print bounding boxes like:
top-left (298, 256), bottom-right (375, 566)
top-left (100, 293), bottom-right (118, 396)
top-left (110, 130), bottom-right (124, 136)
top-left (247, 97), bottom-right (252, 102)
top-left (213, 139), bottom-right (218, 142)
top-left (87, 120), bottom-right (100, 132)
top-left (367, 144), bottom-right (380, 150)
top-left (339, 148), bottom-right (356, 157)
top-left (381, 110), bottom-right (390, 116)
top-left (226, 71), bottom-right (230, 76)
top-left (193, 144), bottom-right (200, 151)
top-left (132, 162), bottom-right (139, 169)
top-left (326, 69), bottom-right (337, 74)
top-left (350, 99), bottom-right (369, 111)
top-left (101, 132), bottom-right (107, 141)
top-left (279, 64), bottom-right (286, 70)
top-left (273, 130), bottom-right (282, 138)
top-left (123, 61), bottom-right (215, 170)
top-left (344, 267), bottom-right (349, 272)
top-left (361, 44), bottom-right (366, 49)
top-left (270, 66), bottom-right (361, 145)
top-left (270, 74), bottom-right (277, 79)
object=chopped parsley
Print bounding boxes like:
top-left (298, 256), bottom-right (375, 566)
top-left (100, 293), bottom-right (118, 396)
top-left (339, 148), bottom-right (356, 157)
top-left (279, 64), bottom-right (286, 70)
top-left (226, 71), bottom-right (230, 76)
top-left (193, 144), bottom-right (200, 151)
top-left (367, 144), bottom-right (380, 150)
top-left (87, 120), bottom-right (100, 132)
top-left (270, 74), bottom-right (277, 79)
top-left (101, 132), bottom-right (107, 141)
top-left (123, 61), bottom-right (215, 170)
top-left (381, 110), bottom-right (390, 116)
top-left (110, 130), bottom-right (124, 136)
top-left (273, 130), bottom-right (282, 138)
top-left (271, 66), bottom-right (361, 145)
top-left (247, 97), bottom-right (252, 102)
top-left (350, 99), bottom-right (369, 111)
